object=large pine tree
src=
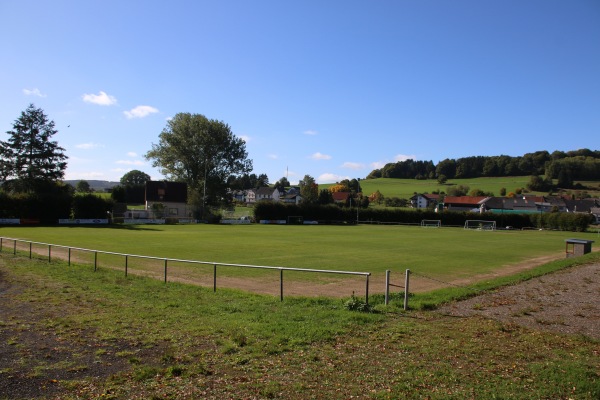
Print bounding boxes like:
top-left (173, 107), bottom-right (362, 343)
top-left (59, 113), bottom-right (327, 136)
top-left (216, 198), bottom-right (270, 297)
top-left (0, 104), bottom-right (68, 192)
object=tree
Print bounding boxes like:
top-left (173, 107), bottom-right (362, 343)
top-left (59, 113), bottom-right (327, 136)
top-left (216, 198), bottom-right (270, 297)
top-left (0, 104), bottom-right (67, 192)
top-left (75, 180), bottom-right (92, 193)
top-left (145, 113), bottom-right (252, 211)
top-left (299, 175), bottom-right (318, 204)
top-left (274, 177), bottom-right (290, 192)
top-left (436, 174), bottom-right (447, 184)
top-left (318, 188), bottom-right (333, 205)
top-left (371, 190), bottom-right (384, 205)
top-left (120, 170), bottom-right (151, 186)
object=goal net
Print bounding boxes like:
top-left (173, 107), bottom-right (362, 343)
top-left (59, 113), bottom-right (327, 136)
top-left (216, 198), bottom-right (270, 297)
top-left (464, 220), bottom-right (496, 231)
top-left (287, 216), bottom-right (304, 225)
top-left (420, 219), bottom-right (441, 228)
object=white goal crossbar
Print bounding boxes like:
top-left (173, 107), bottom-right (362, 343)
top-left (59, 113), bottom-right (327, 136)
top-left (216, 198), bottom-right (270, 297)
top-left (420, 219), bottom-right (441, 228)
top-left (464, 220), bottom-right (496, 231)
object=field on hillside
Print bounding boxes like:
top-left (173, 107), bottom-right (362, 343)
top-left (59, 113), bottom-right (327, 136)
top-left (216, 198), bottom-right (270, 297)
top-left (1, 224), bottom-right (596, 299)
top-left (323, 176), bottom-right (600, 199)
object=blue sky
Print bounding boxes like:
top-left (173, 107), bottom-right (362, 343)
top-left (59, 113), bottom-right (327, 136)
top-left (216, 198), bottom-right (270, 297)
top-left (1, 1), bottom-right (599, 185)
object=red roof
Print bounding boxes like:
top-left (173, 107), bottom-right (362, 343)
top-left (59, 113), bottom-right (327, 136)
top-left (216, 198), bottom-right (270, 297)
top-left (332, 192), bottom-right (351, 201)
top-left (443, 196), bottom-right (488, 205)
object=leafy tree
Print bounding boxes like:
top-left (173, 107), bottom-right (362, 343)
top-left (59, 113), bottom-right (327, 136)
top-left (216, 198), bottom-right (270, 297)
top-left (75, 180), bottom-right (92, 193)
top-left (256, 173), bottom-right (269, 188)
top-left (145, 113), bottom-right (252, 210)
top-left (0, 104), bottom-right (67, 192)
top-left (329, 183), bottom-right (348, 193)
top-left (120, 170), bottom-right (151, 186)
top-left (299, 175), bottom-right (318, 204)
top-left (318, 189), bottom-right (333, 205)
top-left (446, 185), bottom-right (470, 196)
top-left (274, 177), bottom-right (290, 191)
top-left (371, 190), bottom-right (384, 205)
top-left (436, 174), bottom-right (447, 184)
top-left (499, 187), bottom-right (507, 196)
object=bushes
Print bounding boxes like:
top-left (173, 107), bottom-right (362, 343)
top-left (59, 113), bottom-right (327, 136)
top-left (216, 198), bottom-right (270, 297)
top-left (0, 191), bottom-right (114, 222)
top-left (253, 202), bottom-right (594, 232)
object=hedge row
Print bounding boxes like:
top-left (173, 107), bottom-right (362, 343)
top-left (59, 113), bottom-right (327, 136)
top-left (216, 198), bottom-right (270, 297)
top-left (253, 202), bottom-right (593, 232)
top-left (0, 193), bottom-right (114, 223)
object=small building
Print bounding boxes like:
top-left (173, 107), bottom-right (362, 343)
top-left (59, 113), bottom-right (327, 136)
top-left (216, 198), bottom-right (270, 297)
top-left (565, 239), bottom-right (594, 258)
top-left (442, 196), bottom-right (489, 212)
top-left (145, 181), bottom-right (189, 219)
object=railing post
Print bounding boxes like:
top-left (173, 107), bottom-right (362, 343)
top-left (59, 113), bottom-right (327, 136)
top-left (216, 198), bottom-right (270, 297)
top-left (68, 248), bottom-right (71, 266)
top-left (125, 255), bottom-right (128, 276)
top-left (404, 269), bottom-right (410, 311)
top-left (13, 240), bottom-right (17, 255)
top-left (280, 269), bottom-right (284, 301)
top-left (94, 252), bottom-right (98, 272)
top-left (48, 245), bottom-right (52, 262)
top-left (164, 259), bottom-right (168, 283)
top-left (365, 274), bottom-right (370, 305)
top-left (0, 237), bottom-right (3, 252)
top-left (29, 242), bottom-right (32, 259)
top-left (385, 270), bottom-right (390, 305)
top-left (213, 264), bottom-right (217, 292)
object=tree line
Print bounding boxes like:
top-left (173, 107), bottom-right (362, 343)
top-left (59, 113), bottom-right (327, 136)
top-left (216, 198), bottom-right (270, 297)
top-left (366, 149), bottom-right (600, 185)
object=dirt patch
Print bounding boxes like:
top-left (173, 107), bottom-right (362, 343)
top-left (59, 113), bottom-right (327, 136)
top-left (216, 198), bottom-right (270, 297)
top-left (438, 262), bottom-right (600, 339)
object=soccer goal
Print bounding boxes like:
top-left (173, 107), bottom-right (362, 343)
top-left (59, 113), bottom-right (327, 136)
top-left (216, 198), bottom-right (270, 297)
top-left (464, 220), bottom-right (496, 231)
top-left (287, 216), bottom-right (304, 225)
top-left (420, 219), bottom-right (441, 228)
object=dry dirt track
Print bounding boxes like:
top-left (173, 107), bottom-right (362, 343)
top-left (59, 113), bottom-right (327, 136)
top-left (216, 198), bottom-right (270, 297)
top-left (438, 262), bottom-right (600, 339)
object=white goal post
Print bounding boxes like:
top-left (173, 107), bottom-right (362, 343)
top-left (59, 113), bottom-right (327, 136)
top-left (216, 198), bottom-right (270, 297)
top-left (420, 219), bottom-right (441, 228)
top-left (464, 220), bottom-right (496, 231)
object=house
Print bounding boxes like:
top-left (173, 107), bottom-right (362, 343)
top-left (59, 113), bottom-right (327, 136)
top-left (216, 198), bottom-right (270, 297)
top-left (255, 187), bottom-right (281, 202)
top-left (441, 196), bottom-right (488, 212)
top-left (410, 193), bottom-right (440, 209)
top-left (281, 193), bottom-right (303, 204)
top-left (332, 192), bottom-right (351, 205)
top-left (246, 189), bottom-right (257, 204)
top-left (145, 181), bottom-right (189, 219)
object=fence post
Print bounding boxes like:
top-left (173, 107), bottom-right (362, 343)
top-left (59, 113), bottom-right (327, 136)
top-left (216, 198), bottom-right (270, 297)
top-left (280, 269), bottom-right (284, 301)
top-left (68, 248), bottom-right (71, 266)
top-left (13, 240), bottom-right (16, 255)
top-left (125, 255), bottom-right (128, 276)
top-left (0, 237), bottom-right (2, 252)
top-left (385, 270), bottom-right (390, 305)
top-left (48, 245), bottom-right (52, 262)
top-left (94, 252), bottom-right (98, 271)
top-left (213, 264), bottom-right (217, 292)
top-left (365, 274), bottom-right (370, 305)
top-left (29, 242), bottom-right (32, 259)
top-left (404, 269), bottom-right (410, 311)
top-left (164, 259), bottom-right (168, 283)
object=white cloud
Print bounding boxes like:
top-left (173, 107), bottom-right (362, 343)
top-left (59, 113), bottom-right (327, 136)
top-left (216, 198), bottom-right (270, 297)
top-left (394, 154), bottom-right (417, 162)
top-left (75, 142), bottom-right (104, 150)
top-left (371, 161), bottom-right (386, 169)
top-left (317, 173), bottom-right (349, 184)
top-left (82, 91), bottom-right (117, 106)
top-left (310, 152), bottom-right (332, 160)
top-left (127, 152), bottom-right (138, 157)
top-left (124, 105), bottom-right (159, 119)
top-left (341, 162), bottom-right (365, 170)
top-left (268, 154), bottom-right (279, 160)
top-left (23, 88), bottom-right (46, 97)
top-left (303, 130), bottom-right (318, 135)
top-left (116, 160), bottom-right (145, 166)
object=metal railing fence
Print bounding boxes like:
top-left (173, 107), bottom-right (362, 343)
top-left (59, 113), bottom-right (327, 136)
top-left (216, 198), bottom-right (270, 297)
top-left (0, 236), bottom-right (371, 303)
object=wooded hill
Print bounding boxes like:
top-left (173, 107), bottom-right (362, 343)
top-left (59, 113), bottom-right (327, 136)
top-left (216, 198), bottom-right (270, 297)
top-left (366, 149), bottom-right (600, 184)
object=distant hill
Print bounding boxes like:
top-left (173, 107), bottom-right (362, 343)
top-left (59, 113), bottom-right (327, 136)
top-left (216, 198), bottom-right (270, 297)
top-left (64, 180), bottom-right (120, 192)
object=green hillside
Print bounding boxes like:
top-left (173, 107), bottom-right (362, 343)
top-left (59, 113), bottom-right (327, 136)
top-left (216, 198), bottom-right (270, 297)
top-left (322, 176), bottom-right (600, 199)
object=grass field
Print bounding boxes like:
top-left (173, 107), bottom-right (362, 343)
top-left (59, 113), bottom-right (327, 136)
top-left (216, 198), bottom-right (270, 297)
top-left (1, 224), bottom-right (597, 301)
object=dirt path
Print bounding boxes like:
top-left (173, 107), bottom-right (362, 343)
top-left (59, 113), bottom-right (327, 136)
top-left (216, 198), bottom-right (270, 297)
top-left (438, 262), bottom-right (600, 339)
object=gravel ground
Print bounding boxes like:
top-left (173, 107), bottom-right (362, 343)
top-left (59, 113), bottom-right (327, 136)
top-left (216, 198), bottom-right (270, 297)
top-left (438, 262), bottom-right (600, 339)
